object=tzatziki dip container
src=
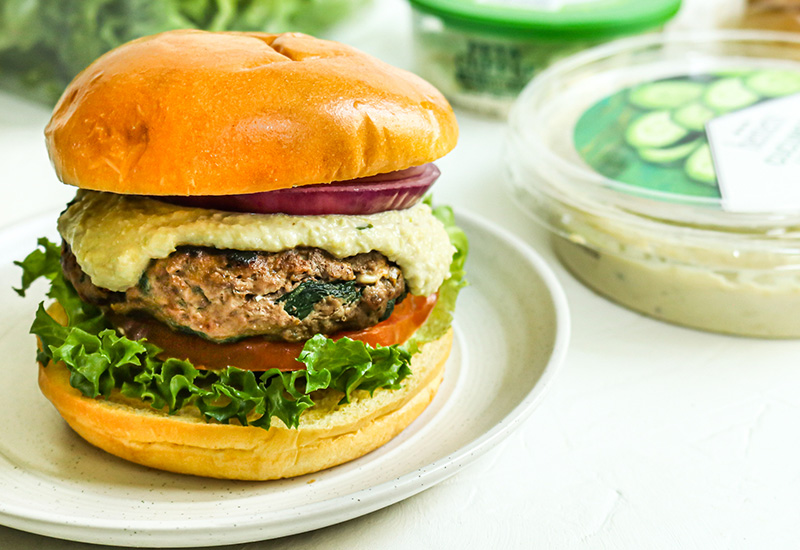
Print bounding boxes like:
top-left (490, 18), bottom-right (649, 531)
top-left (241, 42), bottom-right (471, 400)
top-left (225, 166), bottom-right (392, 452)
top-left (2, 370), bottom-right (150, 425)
top-left (408, 0), bottom-right (681, 118)
top-left (507, 31), bottom-right (800, 338)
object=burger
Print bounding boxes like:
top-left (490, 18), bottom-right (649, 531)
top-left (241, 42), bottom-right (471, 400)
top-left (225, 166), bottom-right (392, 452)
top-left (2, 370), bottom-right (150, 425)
top-left (14, 30), bottom-right (466, 480)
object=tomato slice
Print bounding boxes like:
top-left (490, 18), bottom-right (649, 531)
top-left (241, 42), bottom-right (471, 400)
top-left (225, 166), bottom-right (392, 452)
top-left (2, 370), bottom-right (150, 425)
top-left (110, 293), bottom-right (437, 372)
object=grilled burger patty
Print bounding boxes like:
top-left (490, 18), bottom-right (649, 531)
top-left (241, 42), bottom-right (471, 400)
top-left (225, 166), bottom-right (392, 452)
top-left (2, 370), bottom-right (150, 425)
top-left (62, 244), bottom-right (406, 342)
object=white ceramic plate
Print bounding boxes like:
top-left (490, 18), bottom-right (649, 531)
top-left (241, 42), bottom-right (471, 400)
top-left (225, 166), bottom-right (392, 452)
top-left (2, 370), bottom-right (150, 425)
top-left (0, 208), bottom-right (569, 548)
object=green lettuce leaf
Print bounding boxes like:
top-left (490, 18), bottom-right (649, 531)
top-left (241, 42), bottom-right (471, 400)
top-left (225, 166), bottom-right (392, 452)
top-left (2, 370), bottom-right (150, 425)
top-left (13, 237), bottom-right (61, 297)
top-left (299, 334), bottom-right (411, 402)
top-left (16, 203), bottom-right (467, 429)
top-left (15, 238), bottom-right (107, 332)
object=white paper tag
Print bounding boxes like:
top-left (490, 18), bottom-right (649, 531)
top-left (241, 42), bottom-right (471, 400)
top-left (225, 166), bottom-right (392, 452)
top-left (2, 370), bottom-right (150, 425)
top-left (708, 94), bottom-right (800, 213)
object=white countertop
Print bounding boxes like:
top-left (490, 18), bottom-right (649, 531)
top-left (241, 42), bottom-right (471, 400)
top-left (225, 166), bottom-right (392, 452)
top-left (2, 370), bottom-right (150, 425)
top-left (4, 1), bottom-right (800, 549)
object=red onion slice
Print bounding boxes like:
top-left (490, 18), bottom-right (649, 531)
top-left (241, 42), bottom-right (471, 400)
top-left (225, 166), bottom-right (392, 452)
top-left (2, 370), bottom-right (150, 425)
top-left (159, 163), bottom-right (440, 216)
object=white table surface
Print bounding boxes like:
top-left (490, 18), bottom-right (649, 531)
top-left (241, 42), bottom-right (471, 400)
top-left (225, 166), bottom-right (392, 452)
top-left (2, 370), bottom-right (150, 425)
top-left (4, 1), bottom-right (800, 549)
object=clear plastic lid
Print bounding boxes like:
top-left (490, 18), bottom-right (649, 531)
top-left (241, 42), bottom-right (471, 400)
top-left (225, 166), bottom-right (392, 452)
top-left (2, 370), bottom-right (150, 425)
top-left (507, 30), bottom-right (800, 267)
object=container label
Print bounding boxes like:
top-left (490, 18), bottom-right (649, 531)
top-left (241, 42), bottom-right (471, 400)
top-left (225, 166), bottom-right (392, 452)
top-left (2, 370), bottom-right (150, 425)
top-left (573, 69), bottom-right (800, 207)
top-left (708, 95), bottom-right (800, 212)
top-left (454, 40), bottom-right (529, 95)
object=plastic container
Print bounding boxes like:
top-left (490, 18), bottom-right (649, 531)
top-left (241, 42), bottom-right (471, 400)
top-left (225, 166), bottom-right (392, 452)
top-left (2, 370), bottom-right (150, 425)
top-left (409, 0), bottom-right (682, 118)
top-left (507, 31), bottom-right (800, 338)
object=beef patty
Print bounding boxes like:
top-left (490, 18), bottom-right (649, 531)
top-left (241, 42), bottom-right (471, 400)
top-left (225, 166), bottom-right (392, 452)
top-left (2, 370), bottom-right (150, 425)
top-left (61, 243), bottom-right (406, 342)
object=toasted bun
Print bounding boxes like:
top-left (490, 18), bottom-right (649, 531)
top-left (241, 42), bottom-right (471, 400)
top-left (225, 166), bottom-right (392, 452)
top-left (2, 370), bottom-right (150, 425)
top-left (38, 328), bottom-right (452, 480)
top-left (44, 30), bottom-right (458, 196)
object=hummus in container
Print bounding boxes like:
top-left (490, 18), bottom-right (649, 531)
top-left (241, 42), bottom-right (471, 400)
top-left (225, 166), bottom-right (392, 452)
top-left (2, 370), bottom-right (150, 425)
top-left (507, 31), bottom-right (800, 338)
top-left (408, 0), bottom-right (681, 118)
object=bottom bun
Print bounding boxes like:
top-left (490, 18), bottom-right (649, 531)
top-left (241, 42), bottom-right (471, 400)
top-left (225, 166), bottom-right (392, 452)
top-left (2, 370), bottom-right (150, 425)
top-left (38, 329), bottom-right (452, 480)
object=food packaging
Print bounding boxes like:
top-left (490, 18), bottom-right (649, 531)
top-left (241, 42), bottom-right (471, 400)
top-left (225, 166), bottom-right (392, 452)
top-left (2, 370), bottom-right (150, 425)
top-left (408, 0), bottom-right (682, 118)
top-left (508, 31), bottom-right (800, 338)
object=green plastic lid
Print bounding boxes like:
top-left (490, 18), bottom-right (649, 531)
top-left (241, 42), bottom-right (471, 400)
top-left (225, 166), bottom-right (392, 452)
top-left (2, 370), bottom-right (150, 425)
top-left (408, 0), bottom-right (682, 39)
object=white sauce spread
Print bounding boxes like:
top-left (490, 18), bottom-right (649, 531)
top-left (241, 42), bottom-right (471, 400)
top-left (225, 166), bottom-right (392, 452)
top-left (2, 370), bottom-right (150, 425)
top-left (58, 191), bottom-right (455, 296)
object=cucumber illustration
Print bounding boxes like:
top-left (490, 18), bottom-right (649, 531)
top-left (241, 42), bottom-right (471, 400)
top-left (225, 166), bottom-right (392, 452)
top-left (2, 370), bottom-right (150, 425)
top-left (703, 77), bottom-right (759, 112)
top-left (629, 80), bottom-right (704, 110)
top-left (745, 69), bottom-right (800, 97)
top-left (684, 144), bottom-right (716, 184)
top-left (625, 110), bottom-right (689, 149)
top-left (672, 102), bottom-right (716, 131)
top-left (576, 69), bottom-right (800, 200)
top-left (639, 139), bottom-right (701, 165)
top-left (713, 68), bottom-right (756, 78)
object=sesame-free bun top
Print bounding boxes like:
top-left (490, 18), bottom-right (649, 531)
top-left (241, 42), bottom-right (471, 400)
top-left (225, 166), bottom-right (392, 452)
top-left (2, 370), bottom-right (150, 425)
top-left (44, 30), bottom-right (458, 196)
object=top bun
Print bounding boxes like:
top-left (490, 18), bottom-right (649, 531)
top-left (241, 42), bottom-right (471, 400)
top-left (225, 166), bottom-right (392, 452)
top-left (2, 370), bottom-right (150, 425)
top-left (44, 31), bottom-right (458, 196)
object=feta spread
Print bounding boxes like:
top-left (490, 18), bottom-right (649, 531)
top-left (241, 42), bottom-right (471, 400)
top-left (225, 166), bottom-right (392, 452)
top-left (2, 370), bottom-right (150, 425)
top-left (58, 191), bottom-right (456, 296)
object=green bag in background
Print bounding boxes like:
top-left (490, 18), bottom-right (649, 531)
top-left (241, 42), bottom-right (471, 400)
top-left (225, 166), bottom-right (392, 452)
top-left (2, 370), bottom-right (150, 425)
top-left (0, 0), bottom-right (370, 104)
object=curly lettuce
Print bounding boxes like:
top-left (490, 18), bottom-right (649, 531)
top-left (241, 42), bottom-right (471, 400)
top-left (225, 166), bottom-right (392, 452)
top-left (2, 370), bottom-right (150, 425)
top-left (15, 210), bottom-right (467, 429)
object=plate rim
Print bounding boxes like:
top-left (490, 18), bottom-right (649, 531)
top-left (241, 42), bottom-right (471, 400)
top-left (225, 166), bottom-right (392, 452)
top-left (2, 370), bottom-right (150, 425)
top-left (0, 207), bottom-right (571, 546)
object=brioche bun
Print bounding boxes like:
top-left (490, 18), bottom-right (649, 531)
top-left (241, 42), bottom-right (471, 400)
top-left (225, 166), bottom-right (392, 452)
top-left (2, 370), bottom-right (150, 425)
top-left (38, 314), bottom-right (452, 480)
top-left (44, 30), bottom-right (458, 197)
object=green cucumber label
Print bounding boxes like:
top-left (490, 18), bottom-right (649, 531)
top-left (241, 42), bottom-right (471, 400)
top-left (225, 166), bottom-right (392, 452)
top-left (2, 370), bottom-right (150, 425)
top-left (573, 69), bottom-right (800, 203)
